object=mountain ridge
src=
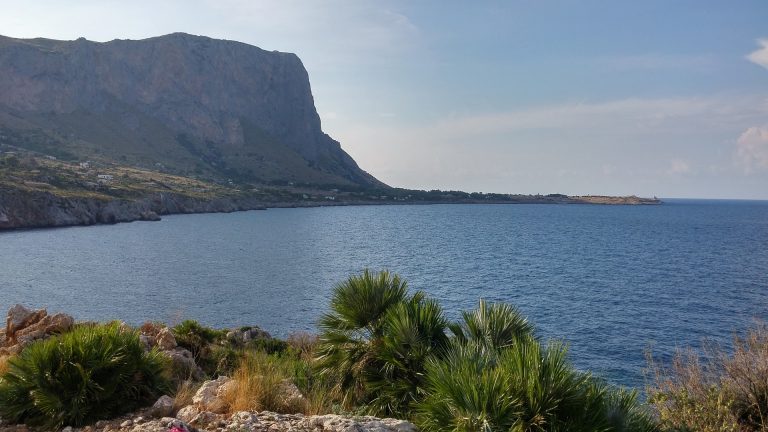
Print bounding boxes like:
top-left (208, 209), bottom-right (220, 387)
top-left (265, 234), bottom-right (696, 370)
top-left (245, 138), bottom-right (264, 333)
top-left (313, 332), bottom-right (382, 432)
top-left (0, 33), bottom-right (384, 188)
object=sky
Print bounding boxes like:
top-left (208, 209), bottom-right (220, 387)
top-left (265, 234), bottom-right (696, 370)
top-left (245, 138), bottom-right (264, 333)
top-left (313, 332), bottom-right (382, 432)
top-left (1, 1), bottom-right (767, 199)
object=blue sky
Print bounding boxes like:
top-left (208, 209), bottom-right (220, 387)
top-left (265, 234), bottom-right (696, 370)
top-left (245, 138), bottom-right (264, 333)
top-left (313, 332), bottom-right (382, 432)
top-left (1, 1), bottom-right (767, 198)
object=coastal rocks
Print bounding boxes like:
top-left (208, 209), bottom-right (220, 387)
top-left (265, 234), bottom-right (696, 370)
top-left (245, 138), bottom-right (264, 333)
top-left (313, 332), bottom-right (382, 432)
top-left (0, 305), bottom-right (73, 355)
top-left (191, 376), bottom-right (233, 414)
top-left (148, 396), bottom-right (174, 418)
top-left (224, 411), bottom-right (417, 432)
top-left (0, 187), bottom-right (275, 231)
top-left (139, 322), bottom-right (204, 380)
top-left (155, 327), bottom-right (177, 351)
top-left (226, 326), bottom-right (271, 344)
top-left (278, 380), bottom-right (306, 408)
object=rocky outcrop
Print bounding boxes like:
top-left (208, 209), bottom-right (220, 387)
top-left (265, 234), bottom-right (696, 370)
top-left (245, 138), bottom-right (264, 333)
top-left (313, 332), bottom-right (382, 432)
top-left (0, 33), bottom-right (383, 188)
top-left (139, 322), bottom-right (205, 381)
top-left (0, 304), bottom-right (73, 355)
top-left (190, 376), bottom-right (234, 415)
top-left (0, 188), bottom-right (268, 230)
top-left (225, 326), bottom-right (271, 344)
top-left (1, 411), bottom-right (416, 432)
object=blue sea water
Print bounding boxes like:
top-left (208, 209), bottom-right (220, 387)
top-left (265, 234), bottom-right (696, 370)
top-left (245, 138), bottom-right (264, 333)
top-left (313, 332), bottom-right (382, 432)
top-left (1, 199), bottom-right (767, 390)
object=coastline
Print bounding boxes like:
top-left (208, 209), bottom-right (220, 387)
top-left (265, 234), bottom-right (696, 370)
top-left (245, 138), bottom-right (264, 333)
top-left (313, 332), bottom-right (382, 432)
top-left (0, 188), bottom-right (661, 231)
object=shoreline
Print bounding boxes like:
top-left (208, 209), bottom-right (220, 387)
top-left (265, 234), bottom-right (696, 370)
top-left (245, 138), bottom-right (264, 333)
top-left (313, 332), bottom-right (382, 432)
top-left (0, 188), bottom-right (661, 232)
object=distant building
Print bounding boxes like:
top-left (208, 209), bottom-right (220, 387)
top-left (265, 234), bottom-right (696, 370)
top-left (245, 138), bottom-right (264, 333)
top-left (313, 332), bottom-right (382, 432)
top-left (79, 162), bottom-right (91, 169)
top-left (97, 174), bottom-right (113, 181)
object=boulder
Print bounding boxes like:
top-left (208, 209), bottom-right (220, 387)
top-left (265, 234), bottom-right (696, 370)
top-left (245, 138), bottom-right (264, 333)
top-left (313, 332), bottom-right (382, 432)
top-left (1, 306), bottom-right (74, 353)
top-left (155, 327), bottom-right (177, 351)
top-left (188, 411), bottom-right (224, 428)
top-left (165, 348), bottom-right (205, 381)
top-left (148, 395), bottom-right (174, 418)
top-left (279, 379), bottom-right (306, 409)
top-left (175, 405), bottom-right (200, 423)
top-left (14, 313), bottom-right (74, 344)
top-left (5, 304), bottom-right (47, 341)
top-left (226, 326), bottom-right (271, 345)
top-left (192, 376), bottom-right (231, 414)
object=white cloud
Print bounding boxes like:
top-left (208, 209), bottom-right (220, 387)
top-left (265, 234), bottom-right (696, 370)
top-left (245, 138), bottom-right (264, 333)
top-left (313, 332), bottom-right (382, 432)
top-left (603, 53), bottom-right (715, 70)
top-left (747, 39), bottom-right (768, 70)
top-left (736, 125), bottom-right (768, 172)
top-left (396, 95), bottom-right (768, 141)
top-left (337, 94), bottom-right (768, 195)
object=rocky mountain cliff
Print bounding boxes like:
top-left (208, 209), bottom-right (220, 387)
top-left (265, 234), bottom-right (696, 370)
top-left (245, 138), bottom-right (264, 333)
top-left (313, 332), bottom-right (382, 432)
top-left (0, 33), bottom-right (383, 188)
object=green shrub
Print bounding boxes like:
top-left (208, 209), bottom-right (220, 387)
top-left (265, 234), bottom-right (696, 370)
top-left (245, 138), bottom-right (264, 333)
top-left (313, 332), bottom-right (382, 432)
top-left (0, 323), bottom-right (170, 429)
top-left (246, 337), bottom-right (289, 355)
top-left (172, 319), bottom-right (228, 376)
top-left (417, 338), bottom-right (657, 432)
top-left (315, 269), bottom-right (409, 404)
top-left (365, 296), bottom-right (450, 416)
top-left (450, 299), bottom-right (534, 350)
top-left (173, 319), bottom-right (225, 355)
top-left (315, 270), bottom-right (454, 416)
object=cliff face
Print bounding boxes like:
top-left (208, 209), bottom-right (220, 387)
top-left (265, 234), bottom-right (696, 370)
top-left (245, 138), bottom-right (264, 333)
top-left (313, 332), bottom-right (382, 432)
top-left (0, 188), bottom-right (270, 230)
top-left (0, 33), bottom-right (383, 187)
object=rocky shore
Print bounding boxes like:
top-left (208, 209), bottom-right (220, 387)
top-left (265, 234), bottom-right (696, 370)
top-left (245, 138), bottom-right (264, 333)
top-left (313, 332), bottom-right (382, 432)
top-left (0, 305), bottom-right (416, 432)
top-left (0, 188), bottom-right (268, 230)
top-left (0, 187), bottom-right (661, 231)
top-left (0, 411), bottom-right (415, 432)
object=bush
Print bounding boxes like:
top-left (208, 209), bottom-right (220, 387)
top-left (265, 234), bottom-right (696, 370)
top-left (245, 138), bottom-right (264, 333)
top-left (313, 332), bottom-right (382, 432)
top-left (365, 296), bottom-right (450, 416)
top-left (246, 337), bottom-right (289, 355)
top-left (222, 351), bottom-right (311, 414)
top-left (450, 299), bottom-right (534, 350)
top-left (314, 271), bottom-right (656, 427)
top-left (417, 338), bottom-right (657, 432)
top-left (315, 270), bottom-right (451, 415)
top-left (315, 269), bottom-right (410, 404)
top-left (648, 323), bottom-right (768, 431)
top-left (0, 323), bottom-right (170, 429)
top-left (173, 319), bottom-right (225, 356)
top-left (172, 319), bottom-right (230, 376)
top-left (286, 331), bottom-right (319, 361)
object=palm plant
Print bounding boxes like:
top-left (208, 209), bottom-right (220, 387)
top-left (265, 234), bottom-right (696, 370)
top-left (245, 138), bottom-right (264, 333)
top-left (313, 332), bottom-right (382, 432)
top-left (314, 269), bottom-right (409, 404)
top-left (416, 341), bottom-right (522, 431)
top-left (450, 299), bottom-right (535, 351)
top-left (365, 295), bottom-right (451, 416)
top-left (0, 323), bottom-right (170, 429)
top-left (417, 336), bottom-right (658, 432)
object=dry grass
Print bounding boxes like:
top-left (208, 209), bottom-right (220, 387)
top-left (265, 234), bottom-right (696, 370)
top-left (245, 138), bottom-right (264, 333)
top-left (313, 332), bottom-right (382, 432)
top-left (221, 351), bottom-right (309, 415)
top-left (172, 380), bottom-right (200, 414)
top-left (0, 355), bottom-right (11, 376)
top-left (286, 331), bottom-right (318, 361)
top-left (648, 322), bottom-right (768, 432)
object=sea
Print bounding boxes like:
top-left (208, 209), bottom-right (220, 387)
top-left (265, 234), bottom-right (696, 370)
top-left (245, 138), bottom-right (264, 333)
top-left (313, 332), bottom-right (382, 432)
top-left (2, 199), bottom-right (767, 390)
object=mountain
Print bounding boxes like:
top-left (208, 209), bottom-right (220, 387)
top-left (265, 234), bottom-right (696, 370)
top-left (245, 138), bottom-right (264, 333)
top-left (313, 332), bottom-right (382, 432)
top-left (0, 33), bottom-right (384, 188)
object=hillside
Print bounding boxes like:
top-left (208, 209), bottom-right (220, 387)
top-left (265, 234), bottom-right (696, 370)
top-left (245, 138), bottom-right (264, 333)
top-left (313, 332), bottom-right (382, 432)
top-left (0, 33), bottom-right (383, 188)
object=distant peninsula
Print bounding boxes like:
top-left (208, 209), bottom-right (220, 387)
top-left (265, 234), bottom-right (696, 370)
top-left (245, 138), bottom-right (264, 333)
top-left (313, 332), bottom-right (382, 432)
top-left (0, 34), bottom-right (659, 230)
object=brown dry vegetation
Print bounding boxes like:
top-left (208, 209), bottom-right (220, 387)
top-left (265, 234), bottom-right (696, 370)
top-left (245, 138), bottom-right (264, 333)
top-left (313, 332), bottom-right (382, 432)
top-left (0, 355), bottom-right (11, 376)
top-left (0, 153), bottom-right (237, 200)
top-left (648, 322), bottom-right (768, 432)
top-left (286, 331), bottom-right (318, 362)
top-left (221, 351), bottom-right (309, 415)
top-left (172, 380), bottom-right (200, 415)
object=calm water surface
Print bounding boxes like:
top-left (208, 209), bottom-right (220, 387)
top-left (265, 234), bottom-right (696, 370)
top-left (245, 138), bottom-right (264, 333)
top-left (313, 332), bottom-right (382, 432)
top-left (2, 199), bottom-right (767, 389)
